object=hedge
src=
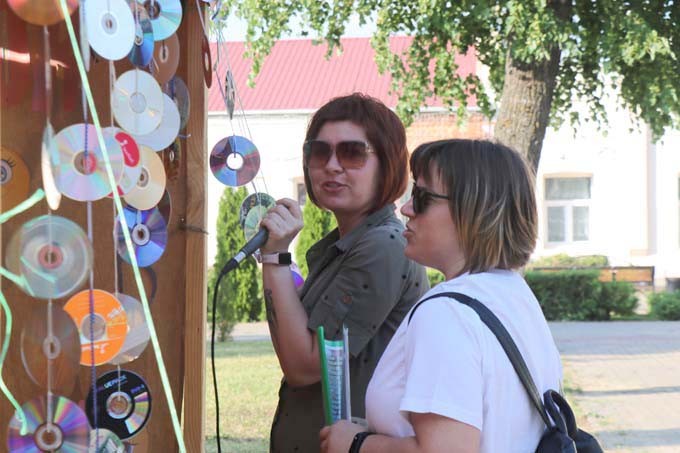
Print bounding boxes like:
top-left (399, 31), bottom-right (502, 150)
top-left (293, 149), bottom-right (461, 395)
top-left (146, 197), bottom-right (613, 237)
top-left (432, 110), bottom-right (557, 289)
top-left (525, 270), bottom-right (637, 321)
top-left (649, 291), bottom-right (680, 320)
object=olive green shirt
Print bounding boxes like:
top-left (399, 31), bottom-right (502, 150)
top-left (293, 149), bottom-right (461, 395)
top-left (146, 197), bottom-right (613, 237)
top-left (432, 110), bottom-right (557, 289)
top-left (270, 204), bottom-right (429, 452)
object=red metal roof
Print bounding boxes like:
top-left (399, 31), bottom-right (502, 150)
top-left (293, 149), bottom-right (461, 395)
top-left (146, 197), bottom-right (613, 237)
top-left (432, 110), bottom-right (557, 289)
top-left (208, 37), bottom-right (477, 112)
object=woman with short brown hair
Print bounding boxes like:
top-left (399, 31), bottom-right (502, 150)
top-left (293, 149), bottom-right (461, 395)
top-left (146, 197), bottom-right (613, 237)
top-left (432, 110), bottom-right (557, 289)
top-left (321, 139), bottom-right (563, 453)
top-left (260, 93), bottom-right (429, 452)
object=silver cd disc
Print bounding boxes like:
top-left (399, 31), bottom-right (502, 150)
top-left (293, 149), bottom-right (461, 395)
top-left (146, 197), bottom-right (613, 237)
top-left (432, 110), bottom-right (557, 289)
top-left (166, 76), bottom-right (190, 130)
top-left (112, 69), bottom-right (164, 135)
top-left (128, 0), bottom-right (154, 66)
top-left (123, 145), bottom-right (167, 210)
top-left (138, 0), bottom-right (182, 41)
top-left (132, 94), bottom-right (180, 151)
top-left (42, 122), bottom-right (62, 210)
top-left (110, 293), bottom-right (151, 365)
top-left (86, 0), bottom-right (136, 61)
top-left (90, 429), bottom-right (125, 453)
top-left (5, 215), bottom-right (93, 299)
top-left (53, 123), bottom-right (125, 202)
top-left (79, 3), bottom-right (91, 71)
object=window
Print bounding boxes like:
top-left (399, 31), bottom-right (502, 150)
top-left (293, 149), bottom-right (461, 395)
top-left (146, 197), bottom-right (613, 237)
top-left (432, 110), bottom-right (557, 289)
top-left (545, 177), bottom-right (591, 243)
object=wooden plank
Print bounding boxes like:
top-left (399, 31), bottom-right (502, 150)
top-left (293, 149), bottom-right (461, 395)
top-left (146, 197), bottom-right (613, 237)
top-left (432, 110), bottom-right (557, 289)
top-left (181, 3), bottom-right (208, 452)
top-left (531, 266), bottom-right (655, 284)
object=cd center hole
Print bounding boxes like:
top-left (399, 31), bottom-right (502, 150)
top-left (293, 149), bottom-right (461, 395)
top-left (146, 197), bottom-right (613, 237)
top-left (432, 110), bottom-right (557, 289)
top-left (135, 25), bottom-right (144, 45)
top-left (226, 152), bottom-right (244, 171)
top-left (107, 392), bottom-right (133, 419)
top-left (160, 43), bottom-right (169, 63)
top-left (144, 0), bottom-right (161, 19)
top-left (132, 224), bottom-right (151, 246)
top-left (34, 423), bottom-right (63, 450)
top-left (38, 244), bottom-right (64, 270)
top-left (43, 336), bottom-right (62, 360)
top-left (102, 13), bottom-right (118, 34)
top-left (130, 92), bottom-right (147, 114)
top-left (81, 314), bottom-right (106, 341)
top-left (0, 161), bottom-right (10, 184)
top-left (138, 168), bottom-right (149, 188)
top-left (74, 152), bottom-right (98, 175)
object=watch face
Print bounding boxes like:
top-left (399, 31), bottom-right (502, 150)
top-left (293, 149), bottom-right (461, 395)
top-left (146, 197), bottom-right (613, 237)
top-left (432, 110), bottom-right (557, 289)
top-left (280, 253), bottom-right (292, 265)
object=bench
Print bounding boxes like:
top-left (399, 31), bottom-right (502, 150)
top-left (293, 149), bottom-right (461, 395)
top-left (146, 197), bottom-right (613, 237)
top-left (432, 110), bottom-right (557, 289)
top-left (531, 266), bottom-right (655, 286)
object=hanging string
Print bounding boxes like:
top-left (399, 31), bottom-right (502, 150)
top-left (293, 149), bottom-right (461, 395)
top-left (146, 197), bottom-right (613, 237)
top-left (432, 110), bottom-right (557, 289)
top-left (58, 1), bottom-right (187, 450)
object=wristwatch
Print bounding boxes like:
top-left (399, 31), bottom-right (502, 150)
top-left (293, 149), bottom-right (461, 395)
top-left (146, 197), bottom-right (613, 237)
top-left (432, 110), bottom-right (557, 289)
top-left (256, 252), bottom-right (292, 265)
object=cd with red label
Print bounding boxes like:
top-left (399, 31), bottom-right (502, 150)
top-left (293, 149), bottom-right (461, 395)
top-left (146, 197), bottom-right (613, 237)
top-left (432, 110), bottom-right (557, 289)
top-left (1, 146), bottom-right (30, 212)
top-left (116, 205), bottom-right (167, 267)
top-left (210, 135), bottom-right (260, 187)
top-left (21, 304), bottom-right (81, 391)
top-left (104, 127), bottom-right (142, 197)
top-left (5, 215), bottom-right (93, 299)
top-left (53, 123), bottom-right (125, 202)
top-left (86, 370), bottom-right (152, 440)
top-left (64, 289), bottom-right (128, 366)
top-left (8, 395), bottom-right (89, 452)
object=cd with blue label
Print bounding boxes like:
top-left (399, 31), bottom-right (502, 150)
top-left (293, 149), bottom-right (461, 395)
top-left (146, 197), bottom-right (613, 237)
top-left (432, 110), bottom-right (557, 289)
top-left (116, 205), bottom-right (167, 267)
top-left (210, 135), bottom-right (260, 187)
top-left (128, 0), bottom-right (154, 67)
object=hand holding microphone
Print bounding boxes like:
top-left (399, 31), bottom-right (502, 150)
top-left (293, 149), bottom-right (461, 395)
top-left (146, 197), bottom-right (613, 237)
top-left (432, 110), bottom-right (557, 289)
top-left (221, 198), bottom-right (303, 274)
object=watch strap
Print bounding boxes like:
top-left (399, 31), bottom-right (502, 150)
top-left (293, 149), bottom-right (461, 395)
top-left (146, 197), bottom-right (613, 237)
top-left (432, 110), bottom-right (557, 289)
top-left (260, 252), bottom-right (292, 265)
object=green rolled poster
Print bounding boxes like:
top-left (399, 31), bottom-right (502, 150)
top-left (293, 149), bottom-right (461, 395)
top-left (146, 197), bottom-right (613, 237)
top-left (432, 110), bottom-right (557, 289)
top-left (317, 325), bottom-right (351, 425)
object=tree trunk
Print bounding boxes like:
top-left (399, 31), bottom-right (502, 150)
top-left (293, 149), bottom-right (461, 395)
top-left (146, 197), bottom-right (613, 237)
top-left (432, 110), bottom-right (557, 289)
top-left (494, 1), bottom-right (572, 173)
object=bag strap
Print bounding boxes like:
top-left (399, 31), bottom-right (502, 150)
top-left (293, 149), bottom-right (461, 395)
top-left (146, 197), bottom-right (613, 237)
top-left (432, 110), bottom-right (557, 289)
top-left (408, 292), bottom-right (553, 428)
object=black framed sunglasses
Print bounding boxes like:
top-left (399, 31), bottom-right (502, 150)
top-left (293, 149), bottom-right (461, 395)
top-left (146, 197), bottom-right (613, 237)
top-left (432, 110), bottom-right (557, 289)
top-left (303, 140), bottom-right (374, 169)
top-left (411, 183), bottom-right (450, 215)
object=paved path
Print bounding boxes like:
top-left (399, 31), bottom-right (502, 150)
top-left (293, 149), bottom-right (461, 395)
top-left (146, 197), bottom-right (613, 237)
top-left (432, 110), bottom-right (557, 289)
top-left (231, 321), bottom-right (680, 452)
top-left (549, 322), bottom-right (680, 453)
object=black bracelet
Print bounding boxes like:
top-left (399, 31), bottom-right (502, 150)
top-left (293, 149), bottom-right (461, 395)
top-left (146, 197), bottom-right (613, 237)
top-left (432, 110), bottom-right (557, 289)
top-left (349, 431), bottom-right (374, 453)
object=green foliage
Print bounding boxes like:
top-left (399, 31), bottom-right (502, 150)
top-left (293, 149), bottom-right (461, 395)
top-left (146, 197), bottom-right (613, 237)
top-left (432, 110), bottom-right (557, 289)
top-left (525, 270), bottom-right (637, 321)
top-left (649, 291), bottom-right (680, 320)
top-left (426, 268), bottom-right (445, 288)
top-left (209, 187), bottom-right (263, 341)
top-left (294, 201), bottom-right (336, 277)
top-left (217, 1), bottom-right (680, 139)
top-left (528, 254), bottom-right (609, 269)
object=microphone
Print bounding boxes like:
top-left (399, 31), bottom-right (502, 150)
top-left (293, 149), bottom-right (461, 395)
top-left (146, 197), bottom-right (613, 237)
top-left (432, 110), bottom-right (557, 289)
top-left (220, 227), bottom-right (269, 275)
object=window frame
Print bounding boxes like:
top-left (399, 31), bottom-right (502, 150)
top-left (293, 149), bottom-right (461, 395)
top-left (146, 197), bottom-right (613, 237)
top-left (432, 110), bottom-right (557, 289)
top-left (544, 175), bottom-right (593, 245)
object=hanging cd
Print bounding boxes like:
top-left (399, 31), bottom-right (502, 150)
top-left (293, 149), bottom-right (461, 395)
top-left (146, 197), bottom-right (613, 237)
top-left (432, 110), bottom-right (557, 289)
top-left (104, 127), bottom-right (142, 196)
top-left (239, 192), bottom-right (276, 229)
top-left (166, 76), bottom-right (190, 130)
top-left (132, 94), bottom-right (180, 151)
top-left (110, 294), bottom-right (151, 365)
top-left (21, 304), bottom-right (81, 391)
top-left (86, 0), bottom-right (136, 61)
top-left (210, 135), bottom-right (260, 187)
top-left (202, 34), bottom-right (212, 88)
top-left (1, 146), bottom-right (30, 212)
top-left (157, 189), bottom-right (172, 224)
top-left (112, 69), bottom-right (164, 135)
top-left (138, 0), bottom-right (182, 41)
top-left (86, 370), bottom-right (152, 440)
top-left (6, 0), bottom-right (78, 26)
top-left (5, 215), bottom-right (93, 299)
top-left (225, 69), bottom-right (236, 119)
top-left (116, 205), bottom-right (167, 267)
top-left (42, 123), bottom-right (62, 210)
top-left (7, 395), bottom-right (89, 452)
top-left (291, 262), bottom-right (305, 289)
top-left (64, 289), bottom-right (128, 366)
top-left (162, 139), bottom-right (181, 181)
top-left (79, 2), bottom-right (91, 71)
top-left (151, 33), bottom-right (179, 85)
top-left (90, 429), bottom-right (125, 453)
top-left (128, 0), bottom-right (154, 67)
top-left (53, 123), bottom-right (125, 202)
top-left (243, 204), bottom-right (269, 241)
top-left (123, 146), bottom-right (167, 210)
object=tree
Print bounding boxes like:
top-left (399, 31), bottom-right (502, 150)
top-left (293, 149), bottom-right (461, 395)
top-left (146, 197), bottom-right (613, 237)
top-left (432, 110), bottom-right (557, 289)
top-left (217, 1), bottom-right (680, 172)
top-left (209, 186), bottom-right (263, 341)
top-left (294, 201), bottom-right (337, 277)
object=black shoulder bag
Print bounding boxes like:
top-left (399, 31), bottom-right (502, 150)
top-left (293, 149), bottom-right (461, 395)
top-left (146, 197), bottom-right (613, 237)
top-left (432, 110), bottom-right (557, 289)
top-left (408, 292), bottom-right (603, 453)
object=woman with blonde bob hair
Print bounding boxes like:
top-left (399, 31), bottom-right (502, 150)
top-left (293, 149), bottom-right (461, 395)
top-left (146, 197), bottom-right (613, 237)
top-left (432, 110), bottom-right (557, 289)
top-left (321, 139), bottom-right (563, 453)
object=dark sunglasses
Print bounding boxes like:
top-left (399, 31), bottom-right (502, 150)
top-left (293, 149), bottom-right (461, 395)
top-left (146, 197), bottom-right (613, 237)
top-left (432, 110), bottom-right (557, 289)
top-left (411, 183), bottom-right (450, 215)
top-left (303, 140), bottom-right (374, 169)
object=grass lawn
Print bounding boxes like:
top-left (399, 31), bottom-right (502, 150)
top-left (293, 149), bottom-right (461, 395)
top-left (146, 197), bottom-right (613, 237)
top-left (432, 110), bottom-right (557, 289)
top-left (205, 340), bottom-right (281, 453)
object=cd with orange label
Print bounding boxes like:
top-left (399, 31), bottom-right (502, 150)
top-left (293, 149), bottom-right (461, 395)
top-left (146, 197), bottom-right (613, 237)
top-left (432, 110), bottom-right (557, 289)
top-left (64, 289), bottom-right (128, 366)
top-left (1, 146), bottom-right (30, 212)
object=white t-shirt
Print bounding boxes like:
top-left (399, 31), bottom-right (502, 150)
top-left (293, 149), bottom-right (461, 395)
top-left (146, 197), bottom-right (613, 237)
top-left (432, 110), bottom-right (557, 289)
top-left (365, 269), bottom-right (562, 452)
